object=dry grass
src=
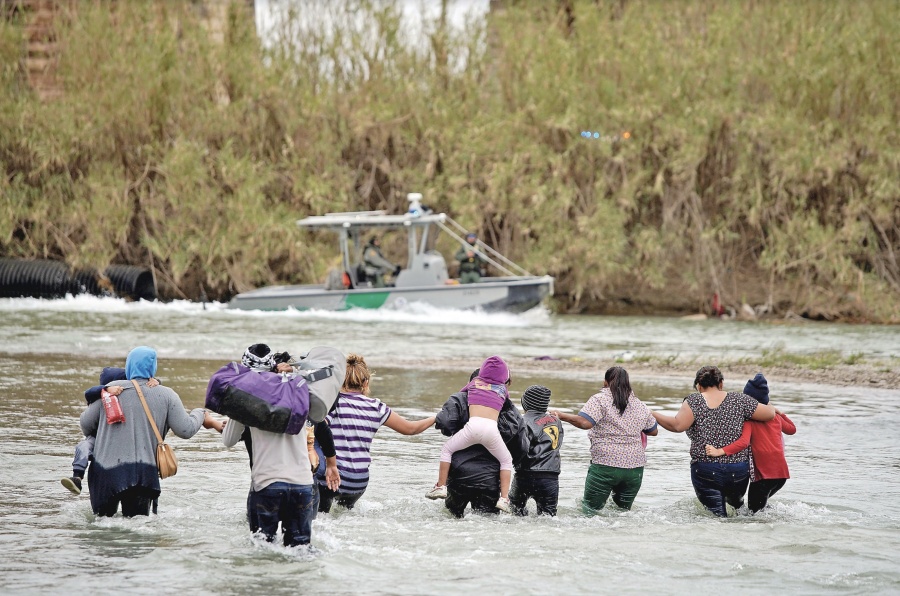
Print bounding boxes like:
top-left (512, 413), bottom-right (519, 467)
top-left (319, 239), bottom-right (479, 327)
top-left (0, 0), bottom-right (898, 321)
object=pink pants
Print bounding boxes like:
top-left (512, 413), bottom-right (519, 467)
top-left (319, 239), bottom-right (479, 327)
top-left (440, 416), bottom-right (513, 471)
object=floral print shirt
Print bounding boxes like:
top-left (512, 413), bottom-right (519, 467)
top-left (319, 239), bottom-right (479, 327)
top-left (579, 388), bottom-right (658, 469)
top-left (685, 392), bottom-right (758, 464)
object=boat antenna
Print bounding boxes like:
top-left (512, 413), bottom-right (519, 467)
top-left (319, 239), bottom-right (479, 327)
top-left (407, 193), bottom-right (425, 217)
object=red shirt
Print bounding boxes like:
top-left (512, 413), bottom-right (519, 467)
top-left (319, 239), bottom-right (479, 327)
top-left (722, 413), bottom-right (797, 480)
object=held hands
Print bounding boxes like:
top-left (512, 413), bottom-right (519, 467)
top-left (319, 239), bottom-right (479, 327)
top-left (203, 411), bottom-right (225, 433)
top-left (307, 441), bottom-right (320, 472)
top-left (704, 444), bottom-right (725, 457)
top-left (325, 457), bottom-right (341, 492)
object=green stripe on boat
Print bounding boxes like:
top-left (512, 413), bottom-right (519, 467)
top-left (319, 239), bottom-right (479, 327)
top-left (345, 291), bottom-right (390, 309)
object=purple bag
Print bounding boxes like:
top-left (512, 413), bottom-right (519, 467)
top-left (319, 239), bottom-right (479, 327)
top-left (205, 362), bottom-right (310, 434)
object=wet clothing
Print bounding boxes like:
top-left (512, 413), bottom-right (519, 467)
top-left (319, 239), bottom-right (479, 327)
top-left (579, 388), bottom-right (657, 469)
top-left (683, 391), bottom-right (759, 517)
top-left (718, 412), bottom-right (796, 513)
top-left (510, 471), bottom-right (559, 516)
top-left (748, 478), bottom-right (786, 513)
top-left (223, 417), bottom-right (315, 545)
top-left (252, 482), bottom-right (318, 547)
top-left (94, 486), bottom-right (159, 517)
top-left (315, 391), bottom-right (391, 512)
top-left (455, 242), bottom-right (485, 283)
top-left (445, 483), bottom-right (498, 517)
top-left (80, 378), bottom-right (204, 516)
top-left (435, 389), bottom-right (528, 517)
top-left (510, 410), bottom-right (563, 515)
top-left (684, 392), bottom-right (758, 465)
top-left (317, 484), bottom-right (364, 512)
top-left (690, 461), bottom-right (750, 517)
top-left (583, 463), bottom-right (644, 512)
top-left (575, 389), bottom-right (655, 512)
top-left (719, 413), bottom-right (796, 480)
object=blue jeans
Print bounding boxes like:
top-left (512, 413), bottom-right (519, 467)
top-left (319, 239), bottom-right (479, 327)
top-left (690, 461), bottom-right (750, 517)
top-left (72, 435), bottom-right (95, 475)
top-left (251, 482), bottom-right (318, 547)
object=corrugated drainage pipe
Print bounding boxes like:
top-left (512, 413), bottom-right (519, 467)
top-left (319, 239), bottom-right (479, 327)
top-left (0, 258), bottom-right (157, 301)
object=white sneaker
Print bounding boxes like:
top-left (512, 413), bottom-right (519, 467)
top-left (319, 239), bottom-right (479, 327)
top-left (495, 496), bottom-right (511, 513)
top-left (426, 484), bottom-right (448, 500)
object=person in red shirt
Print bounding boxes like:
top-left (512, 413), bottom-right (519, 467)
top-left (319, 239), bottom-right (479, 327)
top-left (705, 373), bottom-right (796, 513)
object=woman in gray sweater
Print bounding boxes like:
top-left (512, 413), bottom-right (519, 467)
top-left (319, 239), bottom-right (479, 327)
top-left (80, 346), bottom-right (217, 517)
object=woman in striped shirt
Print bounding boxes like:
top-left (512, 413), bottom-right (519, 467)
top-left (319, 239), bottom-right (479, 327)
top-left (316, 353), bottom-right (435, 512)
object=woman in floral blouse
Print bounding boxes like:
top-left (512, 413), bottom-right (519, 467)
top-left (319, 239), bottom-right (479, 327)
top-left (553, 366), bottom-right (658, 513)
top-left (653, 365), bottom-right (775, 517)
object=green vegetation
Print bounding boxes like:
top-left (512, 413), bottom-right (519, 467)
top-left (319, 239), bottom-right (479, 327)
top-left (1, 1), bottom-right (898, 322)
top-left (752, 347), bottom-right (866, 370)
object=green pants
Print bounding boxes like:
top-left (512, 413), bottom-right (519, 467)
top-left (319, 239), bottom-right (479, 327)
top-left (582, 463), bottom-right (644, 513)
top-left (459, 270), bottom-right (481, 284)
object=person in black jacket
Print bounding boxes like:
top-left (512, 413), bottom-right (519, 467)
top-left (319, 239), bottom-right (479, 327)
top-left (435, 369), bottom-right (529, 518)
top-left (510, 385), bottom-right (563, 516)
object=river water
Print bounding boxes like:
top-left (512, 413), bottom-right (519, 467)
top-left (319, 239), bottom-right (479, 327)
top-left (1, 296), bottom-right (898, 595)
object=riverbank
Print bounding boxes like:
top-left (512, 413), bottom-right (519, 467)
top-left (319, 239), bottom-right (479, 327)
top-left (375, 354), bottom-right (900, 390)
top-left (2, 2), bottom-right (898, 323)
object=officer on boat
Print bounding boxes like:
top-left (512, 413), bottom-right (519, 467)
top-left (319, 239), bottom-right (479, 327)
top-left (455, 232), bottom-right (486, 284)
top-left (363, 236), bottom-right (400, 288)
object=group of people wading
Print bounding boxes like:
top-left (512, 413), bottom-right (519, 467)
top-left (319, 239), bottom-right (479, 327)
top-left (66, 347), bottom-right (796, 548)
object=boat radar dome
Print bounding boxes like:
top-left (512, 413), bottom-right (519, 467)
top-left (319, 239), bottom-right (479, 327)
top-left (407, 193), bottom-right (424, 217)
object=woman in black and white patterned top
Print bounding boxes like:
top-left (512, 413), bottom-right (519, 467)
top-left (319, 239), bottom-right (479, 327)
top-left (653, 366), bottom-right (775, 517)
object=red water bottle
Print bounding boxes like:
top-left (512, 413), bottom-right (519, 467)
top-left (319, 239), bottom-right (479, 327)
top-left (102, 389), bottom-right (125, 424)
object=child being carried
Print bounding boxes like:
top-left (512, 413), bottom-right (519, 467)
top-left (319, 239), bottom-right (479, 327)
top-left (426, 355), bottom-right (514, 512)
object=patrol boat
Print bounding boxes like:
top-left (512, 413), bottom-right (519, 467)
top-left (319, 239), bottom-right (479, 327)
top-left (228, 194), bottom-right (554, 313)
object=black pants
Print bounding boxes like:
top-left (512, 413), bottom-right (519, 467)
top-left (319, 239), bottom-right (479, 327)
top-left (445, 483), bottom-right (499, 518)
top-left (95, 486), bottom-right (159, 518)
top-left (317, 484), bottom-right (364, 513)
top-left (748, 478), bottom-right (787, 513)
top-left (510, 472), bottom-right (559, 516)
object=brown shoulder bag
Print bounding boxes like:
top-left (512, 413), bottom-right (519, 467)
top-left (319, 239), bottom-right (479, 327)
top-left (132, 379), bottom-right (179, 479)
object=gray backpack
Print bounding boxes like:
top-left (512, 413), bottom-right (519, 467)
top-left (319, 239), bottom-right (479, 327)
top-left (292, 346), bottom-right (346, 423)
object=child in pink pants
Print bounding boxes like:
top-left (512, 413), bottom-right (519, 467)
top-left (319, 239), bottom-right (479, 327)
top-left (426, 356), bottom-right (514, 512)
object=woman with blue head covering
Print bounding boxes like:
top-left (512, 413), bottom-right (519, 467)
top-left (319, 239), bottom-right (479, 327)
top-left (80, 346), bottom-right (219, 517)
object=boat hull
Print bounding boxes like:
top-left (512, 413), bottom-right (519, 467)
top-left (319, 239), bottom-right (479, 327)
top-left (228, 276), bottom-right (553, 313)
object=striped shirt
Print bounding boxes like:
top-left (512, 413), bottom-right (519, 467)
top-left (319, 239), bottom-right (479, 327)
top-left (319, 391), bottom-right (392, 494)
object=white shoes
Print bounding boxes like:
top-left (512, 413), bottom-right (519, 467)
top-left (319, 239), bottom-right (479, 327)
top-left (426, 484), bottom-right (448, 500)
top-left (495, 496), bottom-right (511, 513)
